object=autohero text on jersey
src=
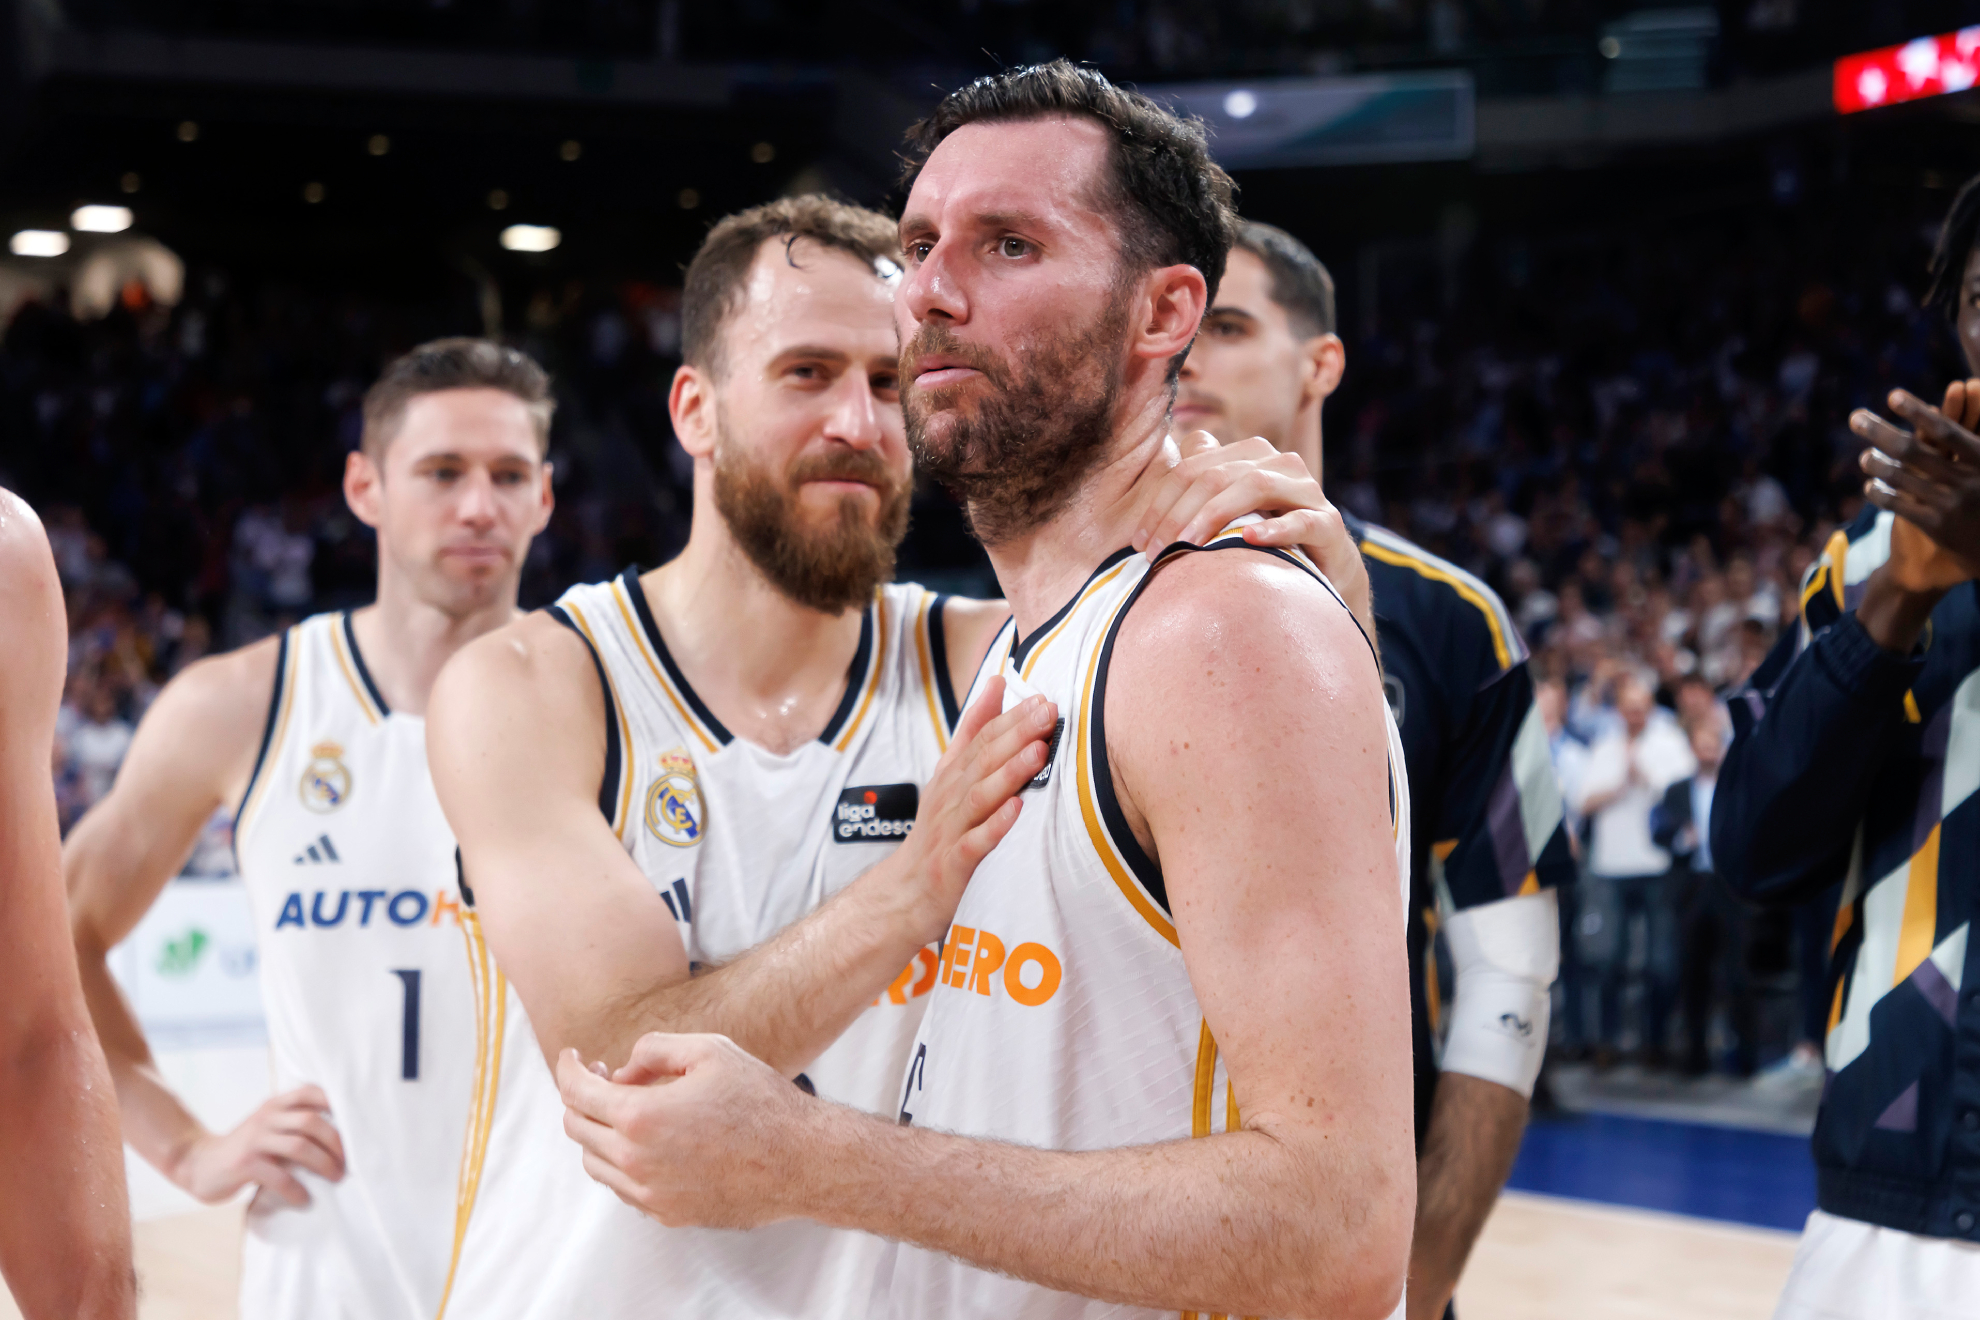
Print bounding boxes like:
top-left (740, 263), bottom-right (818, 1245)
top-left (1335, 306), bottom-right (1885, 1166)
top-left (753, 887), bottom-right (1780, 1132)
top-left (936, 924), bottom-right (1063, 1006)
top-left (273, 888), bottom-right (465, 930)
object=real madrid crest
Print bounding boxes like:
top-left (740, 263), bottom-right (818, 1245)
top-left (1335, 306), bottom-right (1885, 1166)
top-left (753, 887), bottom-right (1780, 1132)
top-left (645, 746), bottom-right (703, 848)
top-left (300, 741), bottom-right (352, 814)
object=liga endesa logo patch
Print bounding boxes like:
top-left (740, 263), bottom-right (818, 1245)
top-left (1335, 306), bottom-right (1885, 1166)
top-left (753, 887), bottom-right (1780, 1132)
top-left (834, 784), bottom-right (918, 843)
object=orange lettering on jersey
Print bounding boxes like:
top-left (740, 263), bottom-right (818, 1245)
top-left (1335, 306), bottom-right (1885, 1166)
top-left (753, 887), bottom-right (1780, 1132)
top-left (876, 946), bottom-right (944, 1007)
top-left (883, 959), bottom-right (917, 1006)
top-left (431, 890), bottom-right (463, 927)
top-left (968, 930), bottom-right (1006, 995)
top-left (1003, 942), bottom-right (1062, 1007)
top-left (940, 926), bottom-right (977, 988)
top-left (912, 946), bottom-right (940, 995)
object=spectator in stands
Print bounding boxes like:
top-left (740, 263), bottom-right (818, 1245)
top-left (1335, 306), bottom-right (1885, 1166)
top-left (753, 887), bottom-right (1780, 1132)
top-left (66, 682), bottom-right (133, 810)
top-left (1656, 709), bottom-right (1756, 1077)
top-left (1573, 676), bottom-right (1696, 1067)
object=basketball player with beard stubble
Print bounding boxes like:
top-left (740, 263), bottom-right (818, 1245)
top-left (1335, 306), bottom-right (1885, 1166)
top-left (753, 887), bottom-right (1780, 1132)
top-left (426, 195), bottom-right (1358, 1317)
top-left (554, 66), bottom-right (1415, 1320)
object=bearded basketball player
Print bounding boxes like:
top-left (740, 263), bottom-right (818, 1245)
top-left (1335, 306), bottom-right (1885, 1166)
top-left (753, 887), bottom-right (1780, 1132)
top-left (0, 489), bottom-right (134, 1320)
top-left (554, 64), bottom-right (1415, 1320)
top-left (426, 194), bottom-right (1360, 1318)
top-left (64, 341), bottom-right (556, 1319)
top-left (1173, 221), bottom-right (1571, 1320)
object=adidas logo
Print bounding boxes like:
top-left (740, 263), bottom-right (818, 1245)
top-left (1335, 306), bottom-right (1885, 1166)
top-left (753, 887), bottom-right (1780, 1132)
top-left (656, 877), bottom-right (693, 923)
top-left (293, 834), bottom-right (341, 865)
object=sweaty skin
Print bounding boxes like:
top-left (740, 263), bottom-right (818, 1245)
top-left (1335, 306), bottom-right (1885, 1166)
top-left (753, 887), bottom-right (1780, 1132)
top-left (65, 388), bottom-right (552, 1211)
top-left (0, 489), bottom-right (135, 1320)
top-left (555, 116), bottom-right (1414, 1320)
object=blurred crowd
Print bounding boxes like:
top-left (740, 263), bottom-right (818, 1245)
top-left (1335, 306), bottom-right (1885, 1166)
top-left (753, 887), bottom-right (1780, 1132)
top-left (3, 187), bottom-right (1964, 1084)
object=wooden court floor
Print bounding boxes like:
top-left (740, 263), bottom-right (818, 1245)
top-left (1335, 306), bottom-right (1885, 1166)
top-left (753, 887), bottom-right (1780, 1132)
top-left (2, 1188), bottom-right (1796, 1319)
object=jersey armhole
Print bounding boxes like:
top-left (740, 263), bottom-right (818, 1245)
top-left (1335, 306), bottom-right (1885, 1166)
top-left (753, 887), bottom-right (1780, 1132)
top-left (1089, 538), bottom-right (1389, 918)
top-left (546, 605), bottom-right (623, 826)
top-left (231, 628), bottom-right (293, 854)
top-left (927, 594), bottom-right (963, 731)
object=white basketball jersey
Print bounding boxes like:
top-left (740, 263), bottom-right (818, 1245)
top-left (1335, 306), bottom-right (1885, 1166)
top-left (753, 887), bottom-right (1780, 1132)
top-left (232, 611), bottom-right (482, 1320)
top-left (440, 569), bottom-right (959, 1319)
top-left (881, 533), bottom-right (1412, 1320)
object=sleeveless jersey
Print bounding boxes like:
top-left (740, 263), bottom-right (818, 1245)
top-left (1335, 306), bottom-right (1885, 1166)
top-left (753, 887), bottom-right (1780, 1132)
top-left (882, 532), bottom-right (1412, 1320)
top-left (232, 611), bottom-right (480, 1320)
top-left (439, 568), bottom-right (961, 1319)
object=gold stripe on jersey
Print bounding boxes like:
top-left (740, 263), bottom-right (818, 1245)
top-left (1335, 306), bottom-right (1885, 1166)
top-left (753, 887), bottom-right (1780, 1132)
top-left (1360, 537), bottom-right (1512, 670)
top-left (1191, 1020), bottom-right (1218, 1139)
top-left (608, 578), bottom-right (721, 755)
top-left (328, 618), bottom-right (383, 725)
top-left (911, 590), bottom-right (950, 753)
top-left (1226, 1081), bottom-right (1240, 1134)
top-left (564, 601), bottom-right (638, 839)
top-left (1072, 592), bottom-right (1179, 948)
top-left (236, 634), bottom-right (303, 838)
top-left (1020, 561), bottom-right (1132, 681)
top-left (436, 912), bottom-right (507, 1320)
top-left (833, 591), bottom-right (889, 753)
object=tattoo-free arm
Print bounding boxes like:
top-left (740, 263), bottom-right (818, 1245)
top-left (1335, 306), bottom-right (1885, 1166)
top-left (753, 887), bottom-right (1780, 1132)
top-left (1407, 1074), bottom-right (1527, 1320)
top-left (0, 493), bottom-right (134, 1320)
top-left (429, 616), bottom-right (1051, 1074)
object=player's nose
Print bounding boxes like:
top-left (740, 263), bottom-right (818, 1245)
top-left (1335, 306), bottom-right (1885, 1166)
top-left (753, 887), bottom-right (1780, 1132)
top-left (455, 469), bottom-right (499, 526)
top-left (900, 240), bottom-right (966, 326)
top-left (823, 377), bottom-right (885, 450)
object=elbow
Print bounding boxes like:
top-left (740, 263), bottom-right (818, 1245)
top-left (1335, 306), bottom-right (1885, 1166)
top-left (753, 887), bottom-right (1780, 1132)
top-left (1277, 1165), bottom-right (1413, 1320)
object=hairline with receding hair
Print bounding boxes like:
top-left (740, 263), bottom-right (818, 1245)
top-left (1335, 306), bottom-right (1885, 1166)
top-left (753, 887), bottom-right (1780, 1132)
top-left (361, 336), bottom-right (555, 459)
top-left (681, 195), bottom-right (902, 380)
top-left (899, 59), bottom-right (1239, 340)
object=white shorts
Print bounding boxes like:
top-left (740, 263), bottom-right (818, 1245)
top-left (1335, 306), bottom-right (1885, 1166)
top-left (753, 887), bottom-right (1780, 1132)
top-left (1772, 1209), bottom-right (1980, 1320)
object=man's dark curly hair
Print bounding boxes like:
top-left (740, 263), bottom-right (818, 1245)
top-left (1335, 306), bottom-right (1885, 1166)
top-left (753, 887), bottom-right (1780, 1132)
top-left (900, 59), bottom-right (1239, 333)
top-left (1926, 171), bottom-right (1980, 322)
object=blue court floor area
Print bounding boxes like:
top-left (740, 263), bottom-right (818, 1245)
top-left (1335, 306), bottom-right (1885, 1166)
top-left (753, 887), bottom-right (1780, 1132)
top-left (1507, 1112), bottom-right (1817, 1231)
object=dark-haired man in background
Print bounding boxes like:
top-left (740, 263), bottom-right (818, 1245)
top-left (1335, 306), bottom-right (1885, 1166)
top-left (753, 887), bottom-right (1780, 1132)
top-left (1165, 220), bottom-right (1572, 1320)
top-left (1712, 173), bottom-right (1980, 1318)
top-left (557, 62), bottom-right (1416, 1320)
top-left (65, 339), bottom-right (557, 1319)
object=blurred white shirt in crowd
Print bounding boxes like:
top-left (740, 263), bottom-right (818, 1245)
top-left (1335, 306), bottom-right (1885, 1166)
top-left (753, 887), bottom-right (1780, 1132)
top-left (1575, 712), bottom-right (1696, 879)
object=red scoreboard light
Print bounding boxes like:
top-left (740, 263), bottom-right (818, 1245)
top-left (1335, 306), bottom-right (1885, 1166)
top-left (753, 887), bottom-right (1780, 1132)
top-left (1835, 28), bottom-right (1980, 113)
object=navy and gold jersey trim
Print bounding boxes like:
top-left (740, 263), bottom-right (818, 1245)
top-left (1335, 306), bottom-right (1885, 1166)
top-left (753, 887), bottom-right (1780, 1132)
top-left (546, 605), bottom-right (625, 829)
top-left (1009, 547), bottom-right (1138, 671)
top-left (1348, 515), bottom-right (1523, 672)
top-left (1088, 538), bottom-right (1374, 919)
top-left (340, 611), bottom-right (392, 716)
top-left (232, 627), bottom-right (296, 846)
top-left (618, 566), bottom-right (735, 747)
top-left (818, 598), bottom-right (878, 748)
top-left (926, 594), bottom-right (962, 730)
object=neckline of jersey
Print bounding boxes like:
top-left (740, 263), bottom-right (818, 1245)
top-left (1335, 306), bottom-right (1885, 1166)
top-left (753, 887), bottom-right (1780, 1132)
top-left (1007, 546), bottom-right (1139, 671)
top-left (341, 611), bottom-right (393, 717)
top-left (615, 565), bottom-right (877, 751)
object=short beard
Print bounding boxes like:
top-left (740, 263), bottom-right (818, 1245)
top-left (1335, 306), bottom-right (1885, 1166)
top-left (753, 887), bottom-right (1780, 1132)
top-left (902, 284), bottom-right (1131, 546)
top-left (711, 428), bottom-right (912, 615)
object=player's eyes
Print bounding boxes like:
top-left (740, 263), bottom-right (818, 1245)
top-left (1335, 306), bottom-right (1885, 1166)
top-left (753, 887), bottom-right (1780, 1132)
top-left (872, 373), bottom-right (900, 394)
top-left (997, 236), bottom-right (1031, 259)
top-left (906, 241), bottom-right (933, 263)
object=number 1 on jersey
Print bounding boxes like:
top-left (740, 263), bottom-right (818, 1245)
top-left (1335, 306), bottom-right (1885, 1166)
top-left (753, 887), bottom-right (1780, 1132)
top-left (391, 969), bottom-right (421, 1081)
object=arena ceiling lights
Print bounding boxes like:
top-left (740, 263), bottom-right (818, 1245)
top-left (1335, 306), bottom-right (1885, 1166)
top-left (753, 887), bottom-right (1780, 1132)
top-left (499, 224), bottom-right (560, 253)
top-left (10, 229), bottom-right (69, 257)
top-left (1835, 27), bottom-right (1980, 113)
top-left (71, 205), bottom-right (133, 233)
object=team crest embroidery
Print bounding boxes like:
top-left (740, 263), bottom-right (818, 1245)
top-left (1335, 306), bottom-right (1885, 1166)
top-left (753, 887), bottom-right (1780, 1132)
top-left (299, 741), bottom-right (352, 814)
top-left (645, 746), bottom-right (703, 848)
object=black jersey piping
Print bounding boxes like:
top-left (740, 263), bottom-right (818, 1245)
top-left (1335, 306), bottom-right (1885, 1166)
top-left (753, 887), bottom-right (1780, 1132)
top-left (926, 594), bottom-right (962, 730)
top-left (1089, 538), bottom-right (1383, 915)
top-left (341, 611), bottom-right (392, 716)
top-left (817, 598), bottom-right (877, 746)
top-left (547, 605), bottom-right (623, 824)
top-left (617, 565), bottom-right (735, 747)
top-left (231, 628), bottom-right (291, 847)
top-left (1008, 547), bottom-right (1138, 671)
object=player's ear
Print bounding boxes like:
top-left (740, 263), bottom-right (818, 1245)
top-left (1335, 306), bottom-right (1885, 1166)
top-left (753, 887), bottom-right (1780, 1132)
top-left (669, 362), bottom-right (718, 460)
top-left (1303, 333), bottom-right (1346, 407)
top-left (1133, 264), bottom-right (1210, 368)
top-left (344, 447), bottom-right (384, 529)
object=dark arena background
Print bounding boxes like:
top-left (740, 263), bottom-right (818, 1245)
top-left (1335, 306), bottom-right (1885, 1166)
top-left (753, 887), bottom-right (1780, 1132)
top-left (5, 2), bottom-right (1979, 1316)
